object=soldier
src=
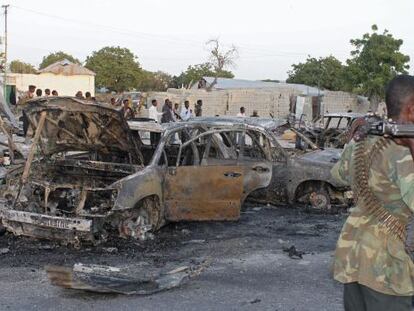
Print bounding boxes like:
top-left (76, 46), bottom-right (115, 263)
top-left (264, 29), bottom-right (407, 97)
top-left (331, 74), bottom-right (414, 310)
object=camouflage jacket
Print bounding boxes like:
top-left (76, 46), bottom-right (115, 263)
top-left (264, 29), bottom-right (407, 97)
top-left (331, 136), bottom-right (414, 296)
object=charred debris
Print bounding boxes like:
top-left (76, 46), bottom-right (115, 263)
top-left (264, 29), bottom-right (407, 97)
top-left (0, 96), bottom-right (352, 247)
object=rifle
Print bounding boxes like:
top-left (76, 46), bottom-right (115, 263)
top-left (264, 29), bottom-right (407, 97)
top-left (351, 115), bottom-right (414, 138)
top-left (367, 120), bottom-right (414, 137)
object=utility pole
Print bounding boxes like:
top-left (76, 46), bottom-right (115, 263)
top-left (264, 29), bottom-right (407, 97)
top-left (2, 4), bottom-right (9, 98)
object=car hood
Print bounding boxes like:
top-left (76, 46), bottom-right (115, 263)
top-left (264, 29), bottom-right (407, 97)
top-left (297, 148), bottom-right (342, 165)
top-left (25, 97), bottom-right (143, 164)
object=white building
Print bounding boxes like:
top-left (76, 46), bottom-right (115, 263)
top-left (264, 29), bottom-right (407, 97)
top-left (6, 59), bottom-right (95, 97)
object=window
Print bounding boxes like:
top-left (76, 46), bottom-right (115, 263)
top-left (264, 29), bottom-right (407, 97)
top-left (240, 130), bottom-right (268, 160)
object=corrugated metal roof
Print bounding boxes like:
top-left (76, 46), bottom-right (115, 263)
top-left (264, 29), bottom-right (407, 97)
top-left (38, 59), bottom-right (95, 76)
top-left (198, 77), bottom-right (323, 96)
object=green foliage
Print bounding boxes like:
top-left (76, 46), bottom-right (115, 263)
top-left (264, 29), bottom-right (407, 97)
top-left (39, 51), bottom-right (80, 69)
top-left (85, 46), bottom-right (143, 92)
top-left (286, 56), bottom-right (346, 91)
top-left (286, 25), bottom-right (410, 102)
top-left (138, 71), bottom-right (174, 91)
top-left (173, 62), bottom-right (234, 88)
top-left (9, 60), bottom-right (37, 74)
top-left (344, 24), bottom-right (410, 101)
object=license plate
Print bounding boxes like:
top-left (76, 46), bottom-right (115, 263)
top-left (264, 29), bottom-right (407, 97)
top-left (0, 209), bottom-right (92, 232)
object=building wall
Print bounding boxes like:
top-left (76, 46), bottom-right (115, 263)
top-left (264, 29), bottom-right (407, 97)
top-left (7, 73), bottom-right (95, 96)
top-left (141, 87), bottom-right (369, 119)
top-left (323, 91), bottom-right (367, 114)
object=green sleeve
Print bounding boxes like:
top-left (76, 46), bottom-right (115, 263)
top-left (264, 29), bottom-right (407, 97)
top-left (395, 152), bottom-right (414, 211)
top-left (330, 143), bottom-right (353, 186)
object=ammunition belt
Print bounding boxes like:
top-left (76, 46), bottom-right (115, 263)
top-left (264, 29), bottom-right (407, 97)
top-left (353, 137), bottom-right (407, 242)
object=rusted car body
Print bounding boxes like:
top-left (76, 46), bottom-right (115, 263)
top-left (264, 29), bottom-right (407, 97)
top-left (0, 97), bottom-right (273, 243)
top-left (296, 112), bottom-right (364, 149)
top-left (190, 117), bottom-right (350, 210)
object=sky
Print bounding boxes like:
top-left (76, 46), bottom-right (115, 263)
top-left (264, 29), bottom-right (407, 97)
top-left (2, 0), bottom-right (414, 80)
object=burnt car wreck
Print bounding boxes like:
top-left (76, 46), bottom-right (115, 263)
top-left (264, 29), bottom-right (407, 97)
top-left (0, 97), bottom-right (351, 244)
top-left (191, 117), bottom-right (351, 210)
top-left (295, 113), bottom-right (364, 149)
top-left (0, 97), bottom-right (273, 244)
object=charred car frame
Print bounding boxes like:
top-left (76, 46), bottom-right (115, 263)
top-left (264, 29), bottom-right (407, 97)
top-left (0, 97), bottom-right (274, 244)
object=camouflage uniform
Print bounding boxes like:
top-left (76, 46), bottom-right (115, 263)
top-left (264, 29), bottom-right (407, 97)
top-left (331, 135), bottom-right (414, 298)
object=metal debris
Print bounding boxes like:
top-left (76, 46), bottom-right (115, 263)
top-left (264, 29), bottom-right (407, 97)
top-left (283, 245), bottom-right (304, 259)
top-left (0, 247), bottom-right (10, 254)
top-left (46, 259), bottom-right (210, 295)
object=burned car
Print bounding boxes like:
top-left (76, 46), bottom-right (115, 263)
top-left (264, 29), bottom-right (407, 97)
top-left (0, 97), bottom-right (273, 244)
top-left (296, 112), bottom-right (364, 149)
top-left (190, 117), bottom-right (351, 210)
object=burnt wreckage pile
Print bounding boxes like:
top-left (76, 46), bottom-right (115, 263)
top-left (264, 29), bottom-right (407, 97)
top-left (0, 96), bottom-right (352, 245)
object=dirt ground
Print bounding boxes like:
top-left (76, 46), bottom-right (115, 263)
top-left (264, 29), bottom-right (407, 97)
top-left (0, 204), bottom-right (347, 311)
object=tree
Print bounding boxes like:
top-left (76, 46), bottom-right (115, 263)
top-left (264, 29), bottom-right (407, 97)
top-left (138, 70), bottom-right (174, 91)
top-left (286, 56), bottom-right (346, 91)
top-left (173, 62), bottom-right (234, 89)
top-left (205, 39), bottom-right (238, 89)
top-left (344, 25), bottom-right (410, 107)
top-left (39, 51), bottom-right (80, 69)
top-left (85, 46), bottom-right (143, 92)
top-left (9, 60), bottom-right (37, 74)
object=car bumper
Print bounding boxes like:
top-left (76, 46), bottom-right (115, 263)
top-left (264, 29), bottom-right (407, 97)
top-left (0, 208), bottom-right (95, 242)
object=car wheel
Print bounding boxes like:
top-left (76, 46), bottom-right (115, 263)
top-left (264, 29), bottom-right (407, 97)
top-left (118, 197), bottom-right (161, 240)
top-left (308, 188), bottom-right (331, 210)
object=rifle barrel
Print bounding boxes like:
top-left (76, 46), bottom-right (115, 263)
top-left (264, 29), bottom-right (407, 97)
top-left (385, 123), bottom-right (414, 137)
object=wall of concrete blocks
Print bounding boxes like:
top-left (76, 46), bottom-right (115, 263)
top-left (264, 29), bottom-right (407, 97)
top-left (141, 87), bottom-right (369, 119)
top-left (323, 91), bottom-right (368, 114)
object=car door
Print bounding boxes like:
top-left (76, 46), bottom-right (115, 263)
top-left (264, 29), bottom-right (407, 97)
top-left (237, 129), bottom-right (273, 201)
top-left (164, 129), bottom-right (245, 222)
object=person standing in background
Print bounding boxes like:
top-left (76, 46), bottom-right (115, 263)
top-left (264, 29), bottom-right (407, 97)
top-left (161, 99), bottom-right (175, 123)
top-left (149, 99), bottom-right (164, 123)
top-left (194, 99), bottom-right (203, 117)
top-left (180, 100), bottom-right (192, 121)
top-left (173, 103), bottom-right (181, 121)
top-left (85, 92), bottom-right (92, 101)
top-left (75, 91), bottom-right (84, 99)
top-left (17, 85), bottom-right (36, 137)
top-left (148, 99), bottom-right (164, 145)
top-left (120, 99), bottom-right (133, 120)
top-left (237, 107), bottom-right (246, 117)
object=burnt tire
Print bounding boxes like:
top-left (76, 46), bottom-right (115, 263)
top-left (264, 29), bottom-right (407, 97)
top-left (118, 197), bottom-right (162, 240)
top-left (297, 183), bottom-right (332, 211)
top-left (308, 188), bottom-right (331, 210)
